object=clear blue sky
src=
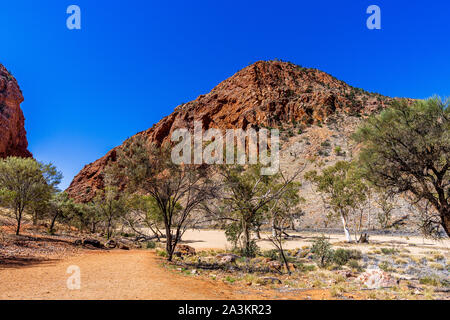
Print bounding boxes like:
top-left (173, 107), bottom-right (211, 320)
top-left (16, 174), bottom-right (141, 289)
top-left (1, 0), bottom-right (449, 189)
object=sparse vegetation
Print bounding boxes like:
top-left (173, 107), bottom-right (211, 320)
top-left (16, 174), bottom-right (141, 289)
top-left (1, 65), bottom-right (449, 301)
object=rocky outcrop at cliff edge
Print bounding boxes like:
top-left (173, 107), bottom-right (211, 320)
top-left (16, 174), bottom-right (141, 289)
top-left (0, 64), bottom-right (32, 159)
top-left (67, 60), bottom-right (398, 202)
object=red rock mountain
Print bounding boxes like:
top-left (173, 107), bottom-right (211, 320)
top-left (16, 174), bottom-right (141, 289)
top-left (67, 60), bottom-right (396, 202)
top-left (0, 64), bottom-right (32, 159)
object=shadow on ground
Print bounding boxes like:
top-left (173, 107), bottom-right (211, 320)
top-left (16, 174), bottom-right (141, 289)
top-left (0, 255), bottom-right (58, 270)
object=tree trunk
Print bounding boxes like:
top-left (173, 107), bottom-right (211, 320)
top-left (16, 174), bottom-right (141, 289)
top-left (16, 218), bottom-right (21, 235)
top-left (271, 219), bottom-right (277, 237)
top-left (165, 225), bottom-right (174, 262)
top-left (441, 208), bottom-right (450, 237)
top-left (15, 208), bottom-right (23, 236)
top-left (340, 214), bottom-right (351, 242)
top-left (255, 226), bottom-right (261, 240)
top-left (279, 242), bottom-right (291, 275)
top-left (49, 213), bottom-right (59, 234)
top-left (242, 220), bottom-right (251, 256)
top-left (367, 192), bottom-right (372, 230)
top-left (106, 218), bottom-right (112, 240)
top-left (167, 244), bottom-right (174, 261)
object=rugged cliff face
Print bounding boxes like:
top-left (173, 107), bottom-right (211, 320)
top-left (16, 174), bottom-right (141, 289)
top-left (0, 64), bottom-right (32, 159)
top-left (67, 60), bottom-right (397, 202)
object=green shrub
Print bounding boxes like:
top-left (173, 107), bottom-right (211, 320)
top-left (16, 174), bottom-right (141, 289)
top-left (333, 249), bottom-right (351, 266)
top-left (295, 262), bottom-right (316, 272)
top-left (311, 236), bottom-right (334, 267)
top-left (146, 241), bottom-right (156, 249)
top-left (225, 276), bottom-right (236, 283)
top-left (156, 248), bottom-right (167, 257)
top-left (379, 261), bottom-right (393, 272)
top-left (381, 248), bottom-right (398, 255)
top-left (262, 249), bottom-right (280, 261)
top-left (348, 249), bottom-right (362, 260)
top-left (334, 146), bottom-right (342, 155)
top-left (120, 232), bottom-right (136, 238)
top-left (239, 240), bottom-right (260, 258)
top-left (419, 277), bottom-right (441, 287)
top-left (348, 259), bottom-right (363, 272)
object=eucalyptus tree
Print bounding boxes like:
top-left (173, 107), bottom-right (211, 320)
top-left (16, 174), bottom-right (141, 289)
top-left (354, 98), bottom-right (449, 237)
top-left (218, 164), bottom-right (303, 257)
top-left (112, 136), bottom-right (217, 261)
top-left (0, 157), bottom-right (61, 235)
top-left (306, 161), bottom-right (368, 242)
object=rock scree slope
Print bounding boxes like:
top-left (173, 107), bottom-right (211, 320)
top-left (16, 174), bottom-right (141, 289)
top-left (67, 60), bottom-right (400, 202)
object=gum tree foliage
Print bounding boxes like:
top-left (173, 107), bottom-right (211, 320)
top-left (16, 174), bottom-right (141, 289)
top-left (306, 161), bottom-right (368, 242)
top-left (375, 191), bottom-right (398, 230)
top-left (267, 179), bottom-right (302, 274)
top-left (111, 136), bottom-right (217, 261)
top-left (66, 201), bottom-right (101, 233)
top-left (354, 98), bottom-right (449, 237)
top-left (310, 236), bottom-right (334, 268)
top-left (30, 162), bottom-right (63, 226)
top-left (46, 192), bottom-right (77, 234)
top-left (217, 164), bottom-right (302, 257)
top-left (0, 157), bottom-right (62, 235)
top-left (91, 172), bottom-right (128, 240)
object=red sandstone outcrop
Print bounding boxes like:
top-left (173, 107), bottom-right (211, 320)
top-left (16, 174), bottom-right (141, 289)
top-left (0, 64), bottom-right (32, 159)
top-left (67, 60), bottom-right (397, 202)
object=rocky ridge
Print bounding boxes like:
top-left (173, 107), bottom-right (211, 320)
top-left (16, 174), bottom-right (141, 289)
top-left (67, 60), bottom-right (401, 203)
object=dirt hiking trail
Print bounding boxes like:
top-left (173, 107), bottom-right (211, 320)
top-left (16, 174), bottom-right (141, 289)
top-left (1, 250), bottom-right (334, 300)
top-left (1, 250), bottom-right (251, 300)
